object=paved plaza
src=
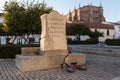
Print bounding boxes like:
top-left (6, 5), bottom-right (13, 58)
top-left (0, 53), bottom-right (120, 80)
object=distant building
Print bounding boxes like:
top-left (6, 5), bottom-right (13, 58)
top-left (117, 21), bottom-right (120, 23)
top-left (114, 24), bottom-right (120, 39)
top-left (0, 13), bottom-right (3, 23)
top-left (103, 22), bottom-right (120, 39)
top-left (65, 3), bottom-right (117, 42)
top-left (84, 22), bottom-right (115, 41)
top-left (67, 22), bottom-right (115, 42)
top-left (66, 3), bottom-right (105, 23)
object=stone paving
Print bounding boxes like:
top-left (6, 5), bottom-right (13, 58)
top-left (0, 54), bottom-right (120, 80)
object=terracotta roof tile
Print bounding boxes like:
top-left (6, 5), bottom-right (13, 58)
top-left (83, 22), bottom-right (114, 29)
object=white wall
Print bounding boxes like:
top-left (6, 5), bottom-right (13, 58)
top-left (0, 34), bottom-right (40, 44)
top-left (80, 35), bottom-right (89, 41)
top-left (91, 28), bottom-right (115, 42)
top-left (67, 27), bottom-right (115, 42)
top-left (114, 25), bottom-right (120, 39)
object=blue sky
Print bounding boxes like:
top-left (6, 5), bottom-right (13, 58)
top-left (0, 0), bottom-right (120, 22)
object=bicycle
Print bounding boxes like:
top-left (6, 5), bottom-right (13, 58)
top-left (61, 55), bottom-right (87, 73)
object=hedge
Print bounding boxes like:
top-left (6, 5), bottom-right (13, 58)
top-left (67, 37), bottom-right (98, 44)
top-left (67, 41), bottom-right (98, 44)
top-left (105, 39), bottom-right (120, 46)
top-left (0, 44), bottom-right (40, 59)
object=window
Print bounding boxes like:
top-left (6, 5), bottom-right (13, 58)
top-left (107, 29), bottom-right (109, 36)
top-left (95, 29), bottom-right (97, 32)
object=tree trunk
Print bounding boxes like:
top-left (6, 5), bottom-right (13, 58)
top-left (22, 35), bottom-right (30, 44)
top-left (78, 34), bottom-right (80, 41)
top-left (76, 34), bottom-right (80, 42)
top-left (12, 36), bottom-right (17, 44)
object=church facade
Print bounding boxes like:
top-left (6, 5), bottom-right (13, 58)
top-left (65, 4), bottom-right (116, 42)
top-left (66, 3), bottom-right (105, 23)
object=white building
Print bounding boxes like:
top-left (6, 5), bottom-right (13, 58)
top-left (84, 22), bottom-right (115, 42)
top-left (0, 13), bottom-right (3, 23)
top-left (113, 24), bottom-right (120, 39)
top-left (67, 22), bottom-right (115, 42)
top-left (103, 22), bottom-right (120, 39)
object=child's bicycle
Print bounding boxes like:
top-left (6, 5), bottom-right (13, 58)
top-left (61, 55), bottom-right (87, 73)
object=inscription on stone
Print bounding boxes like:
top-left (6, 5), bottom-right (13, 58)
top-left (40, 11), bottom-right (67, 51)
top-left (47, 18), bottom-right (65, 37)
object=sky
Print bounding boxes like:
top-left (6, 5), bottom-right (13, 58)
top-left (0, 0), bottom-right (120, 22)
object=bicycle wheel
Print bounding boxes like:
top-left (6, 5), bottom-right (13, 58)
top-left (66, 67), bottom-right (75, 73)
top-left (76, 65), bottom-right (87, 70)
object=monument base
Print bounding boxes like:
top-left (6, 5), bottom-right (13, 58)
top-left (40, 49), bottom-right (68, 56)
top-left (22, 47), bottom-right (40, 56)
top-left (15, 53), bottom-right (86, 72)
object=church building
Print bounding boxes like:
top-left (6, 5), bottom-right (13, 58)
top-left (65, 3), bottom-right (115, 42)
top-left (66, 3), bottom-right (105, 23)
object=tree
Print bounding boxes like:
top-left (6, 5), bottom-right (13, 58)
top-left (22, 0), bottom-right (53, 34)
top-left (66, 23), bottom-right (91, 41)
top-left (2, 0), bottom-right (53, 44)
top-left (3, 1), bottom-right (25, 35)
top-left (0, 23), bottom-right (3, 35)
top-left (89, 31), bottom-right (103, 41)
top-left (0, 23), bottom-right (7, 36)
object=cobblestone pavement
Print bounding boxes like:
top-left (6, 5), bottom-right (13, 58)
top-left (0, 54), bottom-right (120, 80)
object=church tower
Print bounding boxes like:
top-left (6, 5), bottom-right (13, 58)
top-left (73, 6), bottom-right (78, 22)
top-left (68, 9), bottom-right (72, 21)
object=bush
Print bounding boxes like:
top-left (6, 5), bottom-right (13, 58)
top-left (67, 37), bottom-right (98, 44)
top-left (86, 38), bottom-right (98, 43)
top-left (67, 37), bottom-right (73, 43)
top-left (67, 41), bottom-right (98, 44)
top-left (0, 44), bottom-right (40, 59)
top-left (105, 39), bottom-right (120, 45)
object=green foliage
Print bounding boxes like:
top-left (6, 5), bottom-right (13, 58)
top-left (66, 36), bottom-right (98, 44)
top-left (0, 23), bottom-right (6, 36)
top-left (67, 37), bottom-right (73, 43)
top-left (2, 0), bottom-right (53, 36)
top-left (0, 44), bottom-right (40, 59)
top-left (86, 38), bottom-right (98, 43)
top-left (105, 39), bottom-right (120, 46)
top-left (89, 31), bottom-right (103, 39)
top-left (66, 23), bottom-right (91, 41)
top-left (2, 1), bottom-right (25, 35)
top-left (0, 23), bottom-right (3, 35)
top-left (67, 40), bottom-right (98, 44)
top-left (66, 23), bottom-right (90, 36)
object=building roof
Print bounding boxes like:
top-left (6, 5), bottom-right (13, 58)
top-left (66, 22), bottom-right (114, 29)
top-left (102, 22), bottom-right (120, 25)
top-left (83, 22), bottom-right (114, 29)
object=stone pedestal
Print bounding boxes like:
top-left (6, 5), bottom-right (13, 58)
top-left (40, 50), bottom-right (68, 56)
top-left (15, 11), bottom-right (86, 72)
top-left (15, 53), bottom-right (86, 72)
top-left (22, 47), bottom-right (40, 56)
top-left (40, 11), bottom-right (68, 56)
